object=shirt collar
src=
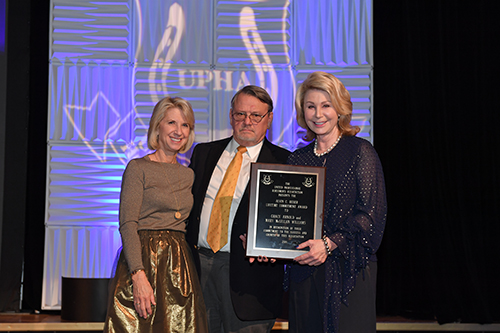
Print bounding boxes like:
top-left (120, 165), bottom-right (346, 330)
top-left (227, 138), bottom-right (264, 160)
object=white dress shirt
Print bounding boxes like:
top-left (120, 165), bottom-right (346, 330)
top-left (198, 138), bottom-right (264, 252)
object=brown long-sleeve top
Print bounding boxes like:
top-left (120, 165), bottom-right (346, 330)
top-left (119, 155), bottom-right (194, 272)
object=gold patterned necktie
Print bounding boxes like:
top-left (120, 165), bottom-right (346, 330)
top-left (207, 146), bottom-right (247, 253)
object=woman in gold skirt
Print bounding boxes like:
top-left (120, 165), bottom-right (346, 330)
top-left (103, 97), bottom-right (208, 332)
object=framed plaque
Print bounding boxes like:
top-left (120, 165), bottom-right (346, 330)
top-left (246, 163), bottom-right (325, 259)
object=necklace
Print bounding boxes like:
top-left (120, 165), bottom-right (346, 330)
top-left (153, 154), bottom-right (182, 220)
top-left (314, 134), bottom-right (342, 157)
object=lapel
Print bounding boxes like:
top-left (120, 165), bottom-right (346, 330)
top-left (237, 138), bottom-right (273, 213)
top-left (196, 137), bottom-right (230, 198)
top-left (255, 138), bottom-right (274, 163)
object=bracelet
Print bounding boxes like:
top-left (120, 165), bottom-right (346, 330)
top-left (131, 269), bottom-right (144, 276)
top-left (322, 235), bottom-right (332, 256)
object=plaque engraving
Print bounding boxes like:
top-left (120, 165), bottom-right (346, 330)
top-left (246, 163), bottom-right (325, 259)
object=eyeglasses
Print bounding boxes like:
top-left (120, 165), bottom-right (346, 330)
top-left (231, 111), bottom-right (270, 124)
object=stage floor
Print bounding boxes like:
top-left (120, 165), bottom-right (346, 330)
top-left (0, 313), bottom-right (499, 332)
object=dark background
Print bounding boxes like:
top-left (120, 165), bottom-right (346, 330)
top-left (1, 0), bottom-right (499, 324)
top-left (374, 1), bottom-right (500, 324)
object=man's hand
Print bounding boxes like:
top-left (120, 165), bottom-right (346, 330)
top-left (239, 234), bottom-right (276, 263)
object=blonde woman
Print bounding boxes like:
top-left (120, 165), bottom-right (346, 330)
top-left (287, 72), bottom-right (387, 332)
top-left (104, 97), bottom-right (207, 333)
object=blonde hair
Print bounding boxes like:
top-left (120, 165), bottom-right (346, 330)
top-left (295, 71), bottom-right (360, 141)
top-left (147, 97), bottom-right (195, 153)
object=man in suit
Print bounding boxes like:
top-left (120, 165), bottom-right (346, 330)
top-left (187, 85), bottom-right (290, 332)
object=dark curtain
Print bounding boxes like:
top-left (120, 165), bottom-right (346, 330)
top-left (0, 0), bottom-right (48, 312)
top-left (0, 0), bottom-right (30, 311)
top-left (374, 1), bottom-right (500, 324)
top-left (21, 0), bottom-right (49, 312)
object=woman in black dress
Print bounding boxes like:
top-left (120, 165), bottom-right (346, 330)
top-left (287, 71), bottom-right (387, 333)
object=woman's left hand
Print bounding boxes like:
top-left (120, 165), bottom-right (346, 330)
top-left (131, 270), bottom-right (156, 319)
top-left (294, 239), bottom-right (333, 266)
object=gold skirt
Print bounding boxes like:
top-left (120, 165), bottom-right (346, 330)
top-left (104, 230), bottom-right (208, 333)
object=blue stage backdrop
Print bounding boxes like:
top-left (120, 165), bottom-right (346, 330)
top-left (43, 0), bottom-right (373, 309)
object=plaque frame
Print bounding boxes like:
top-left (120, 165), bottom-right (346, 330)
top-left (246, 162), bottom-right (325, 259)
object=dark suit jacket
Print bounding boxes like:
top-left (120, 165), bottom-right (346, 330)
top-left (186, 137), bottom-right (290, 321)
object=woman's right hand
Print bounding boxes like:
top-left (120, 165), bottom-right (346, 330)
top-left (294, 237), bottom-right (337, 266)
top-left (131, 270), bottom-right (156, 319)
